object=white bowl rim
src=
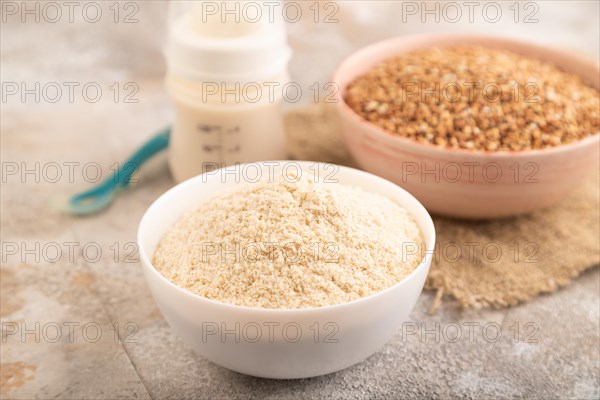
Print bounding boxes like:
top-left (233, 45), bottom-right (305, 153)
top-left (138, 161), bottom-right (436, 315)
top-left (332, 32), bottom-right (600, 159)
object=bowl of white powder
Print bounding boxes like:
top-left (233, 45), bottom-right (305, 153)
top-left (138, 161), bottom-right (435, 379)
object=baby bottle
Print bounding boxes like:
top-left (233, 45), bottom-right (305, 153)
top-left (165, 1), bottom-right (292, 182)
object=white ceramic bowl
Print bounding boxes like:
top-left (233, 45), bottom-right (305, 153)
top-left (138, 161), bottom-right (435, 379)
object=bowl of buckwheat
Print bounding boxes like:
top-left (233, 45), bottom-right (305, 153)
top-left (333, 33), bottom-right (600, 219)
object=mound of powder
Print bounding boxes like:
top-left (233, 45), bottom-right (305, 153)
top-left (152, 174), bottom-right (424, 309)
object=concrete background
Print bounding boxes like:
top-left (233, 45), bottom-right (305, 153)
top-left (1, 1), bottom-right (599, 399)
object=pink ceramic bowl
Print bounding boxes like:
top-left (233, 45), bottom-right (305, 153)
top-left (333, 33), bottom-right (600, 219)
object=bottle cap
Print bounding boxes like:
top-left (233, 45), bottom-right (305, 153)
top-left (166, 1), bottom-right (292, 83)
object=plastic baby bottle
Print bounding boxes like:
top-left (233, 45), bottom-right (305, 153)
top-left (165, 1), bottom-right (291, 182)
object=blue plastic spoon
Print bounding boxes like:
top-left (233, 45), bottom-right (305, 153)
top-left (66, 127), bottom-right (171, 216)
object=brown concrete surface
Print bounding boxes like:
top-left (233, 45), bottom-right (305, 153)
top-left (1, 2), bottom-right (599, 399)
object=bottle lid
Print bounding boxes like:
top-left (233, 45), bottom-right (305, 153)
top-left (166, 1), bottom-right (292, 83)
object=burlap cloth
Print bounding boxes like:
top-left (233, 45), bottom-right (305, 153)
top-left (284, 105), bottom-right (600, 312)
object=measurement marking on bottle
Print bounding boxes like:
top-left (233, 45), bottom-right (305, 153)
top-left (202, 144), bottom-right (223, 153)
top-left (198, 124), bottom-right (221, 134)
top-left (197, 124), bottom-right (242, 159)
top-left (228, 144), bottom-right (241, 154)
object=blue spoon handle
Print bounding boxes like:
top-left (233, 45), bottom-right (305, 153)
top-left (68, 127), bottom-right (171, 215)
top-left (118, 127), bottom-right (171, 187)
